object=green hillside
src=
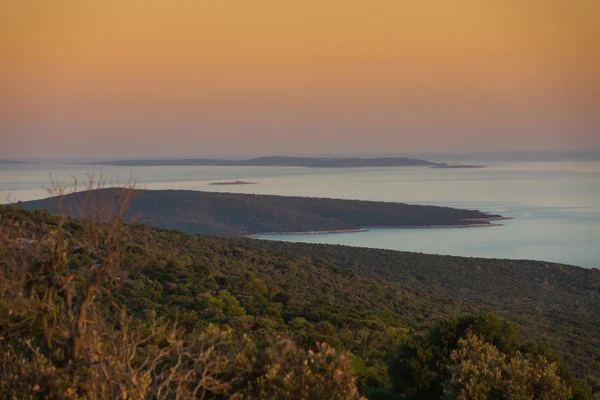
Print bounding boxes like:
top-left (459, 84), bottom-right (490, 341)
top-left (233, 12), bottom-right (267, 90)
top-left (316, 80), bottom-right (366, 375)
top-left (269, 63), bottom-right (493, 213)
top-left (1, 205), bottom-right (598, 398)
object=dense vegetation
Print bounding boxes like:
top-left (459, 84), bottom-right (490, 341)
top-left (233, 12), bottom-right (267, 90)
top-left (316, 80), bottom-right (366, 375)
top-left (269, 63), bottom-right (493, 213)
top-left (90, 156), bottom-right (436, 168)
top-left (248, 240), bottom-right (600, 377)
top-left (1, 203), bottom-right (598, 398)
top-left (16, 188), bottom-right (502, 235)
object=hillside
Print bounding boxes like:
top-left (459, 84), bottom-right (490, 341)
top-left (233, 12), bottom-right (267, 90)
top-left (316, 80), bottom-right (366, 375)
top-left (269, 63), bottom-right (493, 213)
top-left (1, 205), bottom-right (599, 398)
top-left (1, 205), bottom-right (599, 397)
top-left (88, 156), bottom-right (437, 167)
top-left (247, 240), bottom-right (600, 375)
top-left (15, 188), bottom-right (504, 235)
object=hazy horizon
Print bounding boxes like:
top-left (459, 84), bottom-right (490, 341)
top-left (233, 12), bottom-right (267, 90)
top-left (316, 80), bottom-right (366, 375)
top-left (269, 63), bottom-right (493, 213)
top-left (3, 148), bottom-right (600, 165)
top-left (2, 1), bottom-right (599, 158)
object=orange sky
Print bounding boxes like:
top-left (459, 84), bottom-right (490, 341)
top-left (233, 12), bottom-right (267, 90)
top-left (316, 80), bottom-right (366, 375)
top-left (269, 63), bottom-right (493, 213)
top-left (1, 1), bottom-right (599, 158)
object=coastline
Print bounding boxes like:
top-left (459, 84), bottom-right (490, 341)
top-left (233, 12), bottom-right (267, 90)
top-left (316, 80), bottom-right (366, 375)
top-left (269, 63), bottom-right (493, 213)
top-left (253, 220), bottom-right (507, 237)
top-left (461, 216), bottom-right (513, 222)
top-left (361, 222), bottom-right (504, 230)
top-left (209, 181), bottom-right (258, 186)
top-left (255, 228), bottom-right (369, 236)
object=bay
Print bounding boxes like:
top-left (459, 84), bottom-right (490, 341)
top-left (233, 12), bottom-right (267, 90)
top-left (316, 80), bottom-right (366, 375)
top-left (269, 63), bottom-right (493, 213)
top-left (1, 160), bottom-right (598, 268)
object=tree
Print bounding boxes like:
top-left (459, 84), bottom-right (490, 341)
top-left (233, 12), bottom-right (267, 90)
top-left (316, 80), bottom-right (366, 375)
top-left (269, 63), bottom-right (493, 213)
top-left (388, 313), bottom-right (572, 399)
top-left (443, 334), bottom-right (572, 400)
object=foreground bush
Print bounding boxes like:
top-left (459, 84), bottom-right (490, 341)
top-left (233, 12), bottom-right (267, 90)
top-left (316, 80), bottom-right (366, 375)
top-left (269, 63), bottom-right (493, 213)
top-left (387, 313), bottom-right (594, 400)
top-left (443, 335), bottom-right (572, 400)
top-left (0, 319), bottom-right (363, 399)
top-left (257, 339), bottom-right (364, 399)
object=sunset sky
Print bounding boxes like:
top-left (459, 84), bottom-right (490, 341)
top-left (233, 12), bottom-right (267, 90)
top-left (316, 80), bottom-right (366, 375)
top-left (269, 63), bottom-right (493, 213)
top-left (1, 1), bottom-right (599, 158)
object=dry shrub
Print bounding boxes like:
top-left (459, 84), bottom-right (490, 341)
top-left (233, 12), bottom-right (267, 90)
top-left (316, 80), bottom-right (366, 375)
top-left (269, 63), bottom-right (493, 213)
top-left (0, 311), bottom-right (254, 399)
top-left (0, 176), bottom-right (136, 364)
top-left (152, 324), bottom-right (254, 399)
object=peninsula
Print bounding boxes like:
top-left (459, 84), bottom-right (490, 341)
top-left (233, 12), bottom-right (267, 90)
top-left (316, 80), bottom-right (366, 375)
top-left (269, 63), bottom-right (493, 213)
top-left (15, 188), bottom-right (506, 236)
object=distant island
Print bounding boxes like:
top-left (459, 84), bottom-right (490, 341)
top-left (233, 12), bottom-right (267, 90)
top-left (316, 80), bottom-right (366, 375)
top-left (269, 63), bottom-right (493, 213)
top-left (209, 181), bottom-right (257, 186)
top-left (86, 156), bottom-right (438, 168)
top-left (15, 188), bottom-right (506, 236)
top-left (431, 163), bottom-right (484, 169)
top-left (0, 159), bottom-right (32, 164)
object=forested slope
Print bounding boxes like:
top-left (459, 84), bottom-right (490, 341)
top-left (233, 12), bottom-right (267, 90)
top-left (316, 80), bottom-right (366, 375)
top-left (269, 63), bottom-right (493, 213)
top-left (247, 240), bottom-right (600, 379)
top-left (1, 205), bottom-right (598, 398)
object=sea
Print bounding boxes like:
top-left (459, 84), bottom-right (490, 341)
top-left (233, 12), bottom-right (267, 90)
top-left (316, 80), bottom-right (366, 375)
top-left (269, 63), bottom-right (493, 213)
top-left (1, 159), bottom-right (599, 269)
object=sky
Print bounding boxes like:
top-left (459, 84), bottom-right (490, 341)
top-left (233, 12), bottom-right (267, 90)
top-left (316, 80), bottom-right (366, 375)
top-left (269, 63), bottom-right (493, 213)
top-left (1, 1), bottom-right (599, 159)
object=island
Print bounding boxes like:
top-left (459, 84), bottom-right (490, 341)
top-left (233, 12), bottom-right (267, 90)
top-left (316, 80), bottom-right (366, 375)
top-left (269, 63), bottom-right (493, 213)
top-left (209, 181), bottom-right (257, 186)
top-left (0, 159), bottom-right (33, 164)
top-left (431, 162), bottom-right (484, 169)
top-left (85, 156), bottom-right (437, 168)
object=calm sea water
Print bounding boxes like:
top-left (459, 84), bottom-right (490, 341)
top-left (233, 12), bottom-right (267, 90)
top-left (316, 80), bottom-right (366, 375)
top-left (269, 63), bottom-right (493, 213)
top-left (1, 161), bottom-right (599, 268)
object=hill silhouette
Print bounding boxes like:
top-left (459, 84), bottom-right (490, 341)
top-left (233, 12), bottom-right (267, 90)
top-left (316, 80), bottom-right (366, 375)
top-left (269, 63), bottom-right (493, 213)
top-left (88, 155), bottom-right (437, 167)
top-left (15, 188), bottom-right (504, 235)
